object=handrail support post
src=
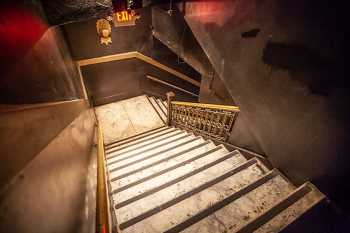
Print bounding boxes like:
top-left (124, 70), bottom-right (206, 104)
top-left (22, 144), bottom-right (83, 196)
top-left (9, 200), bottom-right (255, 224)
top-left (166, 92), bottom-right (176, 126)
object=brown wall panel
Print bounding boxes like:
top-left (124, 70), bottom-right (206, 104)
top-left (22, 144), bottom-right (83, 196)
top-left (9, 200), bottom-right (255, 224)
top-left (0, 107), bottom-right (96, 233)
top-left (0, 100), bottom-right (89, 190)
top-left (0, 26), bottom-right (83, 104)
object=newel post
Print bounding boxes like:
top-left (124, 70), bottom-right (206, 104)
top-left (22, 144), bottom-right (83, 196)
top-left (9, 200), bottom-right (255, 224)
top-left (166, 92), bottom-right (175, 126)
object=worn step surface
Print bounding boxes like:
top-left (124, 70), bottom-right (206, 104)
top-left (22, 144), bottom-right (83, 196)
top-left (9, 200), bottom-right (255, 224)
top-left (105, 126), bottom-right (170, 150)
top-left (99, 96), bottom-right (324, 233)
top-left (95, 95), bottom-right (165, 144)
top-left (147, 96), bottom-right (167, 123)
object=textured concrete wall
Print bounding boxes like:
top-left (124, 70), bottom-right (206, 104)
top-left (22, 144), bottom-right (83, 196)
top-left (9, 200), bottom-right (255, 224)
top-left (0, 107), bottom-right (96, 233)
top-left (40, 0), bottom-right (112, 25)
top-left (180, 0), bottom-right (349, 210)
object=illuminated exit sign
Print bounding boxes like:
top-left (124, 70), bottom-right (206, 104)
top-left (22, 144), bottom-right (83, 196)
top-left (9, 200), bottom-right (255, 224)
top-left (113, 10), bottom-right (140, 27)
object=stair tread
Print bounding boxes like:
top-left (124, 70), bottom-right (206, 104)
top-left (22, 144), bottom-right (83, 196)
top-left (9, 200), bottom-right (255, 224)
top-left (160, 99), bottom-right (168, 111)
top-left (116, 159), bottom-right (263, 225)
top-left (105, 126), bottom-right (168, 149)
top-left (173, 173), bottom-right (295, 233)
top-left (108, 136), bottom-right (205, 180)
top-left (107, 133), bottom-right (194, 172)
top-left (148, 96), bottom-right (167, 123)
top-left (119, 166), bottom-right (290, 233)
top-left (163, 100), bottom-right (168, 108)
top-left (110, 143), bottom-right (233, 191)
top-left (106, 129), bottom-right (186, 160)
top-left (252, 183), bottom-right (325, 233)
top-left (156, 98), bottom-right (167, 115)
top-left (112, 149), bottom-right (244, 206)
top-left (105, 126), bottom-right (174, 151)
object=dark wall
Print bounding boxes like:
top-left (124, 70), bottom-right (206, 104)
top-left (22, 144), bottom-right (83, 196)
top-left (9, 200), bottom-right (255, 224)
top-left (81, 57), bottom-right (198, 105)
top-left (151, 6), bottom-right (234, 105)
top-left (152, 6), bottom-right (211, 76)
top-left (0, 101), bottom-right (89, 189)
top-left (82, 59), bottom-right (144, 105)
top-left (64, 7), bottom-right (199, 104)
top-left (180, 0), bottom-right (349, 211)
top-left (0, 3), bottom-right (84, 104)
top-left (0, 3), bottom-right (96, 232)
top-left (63, 7), bottom-right (153, 59)
top-left (0, 106), bottom-right (96, 233)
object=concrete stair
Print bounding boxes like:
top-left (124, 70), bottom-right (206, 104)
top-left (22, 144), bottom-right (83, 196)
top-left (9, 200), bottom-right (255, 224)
top-left (101, 96), bottom-right (324, 233)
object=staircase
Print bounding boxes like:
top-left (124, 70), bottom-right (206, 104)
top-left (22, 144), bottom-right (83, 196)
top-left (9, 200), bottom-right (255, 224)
top-left (99, 96), bottom-right (325, 233)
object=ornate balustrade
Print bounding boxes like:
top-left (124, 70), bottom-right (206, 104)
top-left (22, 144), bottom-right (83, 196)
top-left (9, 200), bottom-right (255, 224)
top-left (166, 92), bottom-right (240, 142)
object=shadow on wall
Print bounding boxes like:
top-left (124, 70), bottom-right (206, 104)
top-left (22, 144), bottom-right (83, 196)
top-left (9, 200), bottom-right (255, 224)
top-left (0, 2), bottom-right (84, 104)
top-left (263, 42), bottom-right (345, 96)
top-left (180, 0), bottom-right (350, 215)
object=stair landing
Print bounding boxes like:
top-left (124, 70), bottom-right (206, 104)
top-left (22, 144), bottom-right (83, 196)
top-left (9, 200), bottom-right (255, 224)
top-left (95, 95), bottom-right (165, 144)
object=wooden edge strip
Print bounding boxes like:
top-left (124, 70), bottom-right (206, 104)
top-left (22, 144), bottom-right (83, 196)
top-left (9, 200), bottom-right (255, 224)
top-left (97, 125), bottom-right (110, 233)
top-left (171, 101), bottom-right (240, 112)
top-left (147, 75), bottom-right (199, 97)
top-left (76, 62), bottom-right (89, 100)
top-left (78, 51), bottom-right (138, 66)
top-left (0, 99), bottom-right (85, 113)
top-left (136, 53), bottom-right (201, 87)
top-left (77, 52), bottom-right (201, 87)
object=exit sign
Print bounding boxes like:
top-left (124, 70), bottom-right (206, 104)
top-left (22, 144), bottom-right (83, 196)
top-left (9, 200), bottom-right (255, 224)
top-left (113, 10), bottom-right (139, 27)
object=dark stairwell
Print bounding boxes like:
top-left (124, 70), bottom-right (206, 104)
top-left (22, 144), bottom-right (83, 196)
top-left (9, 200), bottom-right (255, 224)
top-left (0, 0), bottom-right (349, 233)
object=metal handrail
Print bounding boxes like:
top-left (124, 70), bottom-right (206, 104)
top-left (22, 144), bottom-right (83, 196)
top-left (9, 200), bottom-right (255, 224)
top-left (167, 92), bottom-right (240, 142)
top-left (97, 125), bottom-right (110, 233)
top-left (171, 101), bottom-right (240, 112)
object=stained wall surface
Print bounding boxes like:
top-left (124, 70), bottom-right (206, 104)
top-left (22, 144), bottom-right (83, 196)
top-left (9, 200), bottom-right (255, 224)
top-left (0, 25), bottom-right (84, 104)
top-left (179, 0), bottom-right (349, 211)
top-left (0, 108), bottom-right (96, 233)
top-left (0, 2), bottom-right (96, 233)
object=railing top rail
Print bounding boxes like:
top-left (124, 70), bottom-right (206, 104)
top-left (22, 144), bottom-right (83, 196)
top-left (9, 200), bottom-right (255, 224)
top-left (97, 125), bottom-right (110, 233)
top-left (171, 101), bottom-right (240, 112)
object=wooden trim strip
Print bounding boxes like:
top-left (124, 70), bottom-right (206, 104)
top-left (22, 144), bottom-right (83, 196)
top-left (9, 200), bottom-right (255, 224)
top-left (97, 125), bottom-right (110, 233)
top-left (171, 101), bottom-right (240, 112)
top-left (76, 62), bottom-right (89, 100)
top-left (77, 52), bottom-right (201, 87)
top-left (146, 75), bottom-right (199, 97)
top-left (0, 99), bottom-right (85, 113)
top-left (77, 51), bottom-right (138, 66)
top-left (137, 53), bottom-right (201, 87)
